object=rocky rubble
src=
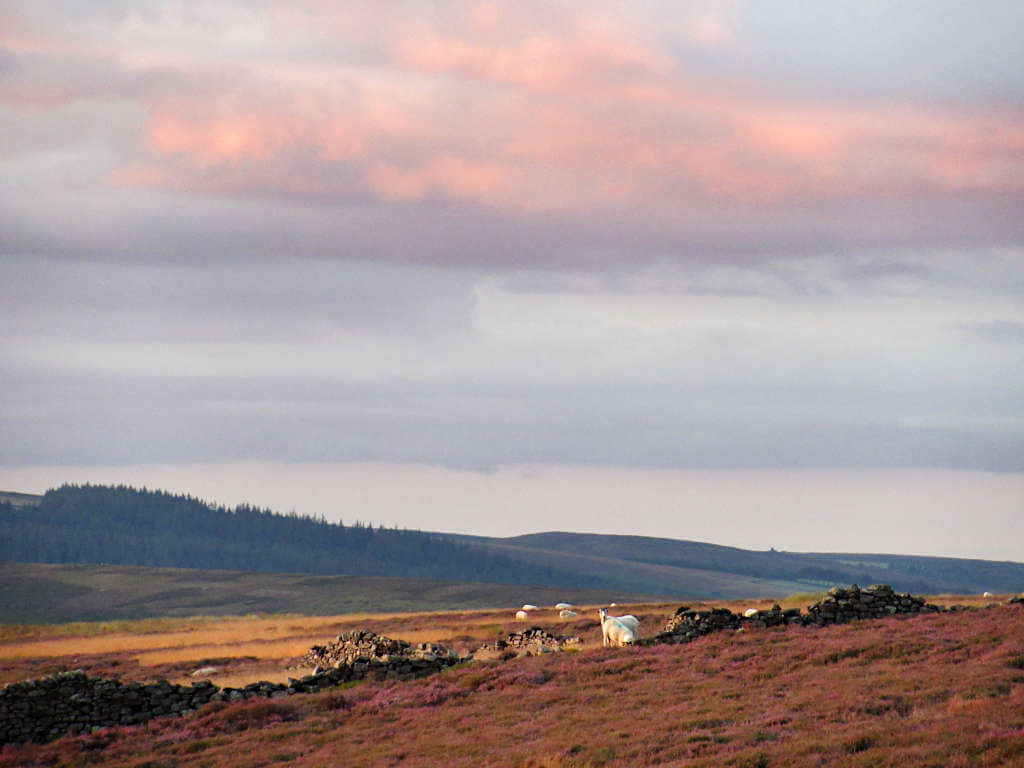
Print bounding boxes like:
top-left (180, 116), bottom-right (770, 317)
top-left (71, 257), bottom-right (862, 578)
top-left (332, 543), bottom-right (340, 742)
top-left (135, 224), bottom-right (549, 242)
top-left (657, 603), bottom-right (801, 643)
top-left (656, 584), bottom-right (946, 644)
top-left (802, 584), bottom-right (941, 625)
top-left (473, 627), bottom-right (582, 660)
top-left (300, 630), bottom-right (460, 676)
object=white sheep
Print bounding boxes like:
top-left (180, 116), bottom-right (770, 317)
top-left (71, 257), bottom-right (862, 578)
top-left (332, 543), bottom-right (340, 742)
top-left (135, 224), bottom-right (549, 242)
top-left (521, 604), bottom-right (539, 611)
top-left (598, 608), bottom-right (637, 647)
top-left (515, 610), bottom-right (529, 620)
top-left (555, 602), bottom-right (574, 610)
top-left (743, 608), bottom-right (760, 618)
top-left (559, 609), bottom-right (578, 618)
top-left (600, 607), bottom-right (639, 634)
top-left (983, 591), bottom-right (993, 598)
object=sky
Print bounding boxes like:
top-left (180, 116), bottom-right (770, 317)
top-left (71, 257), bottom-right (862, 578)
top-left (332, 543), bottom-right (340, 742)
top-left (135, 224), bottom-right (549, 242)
top-left (1, 1), bottom-right (1023, 561)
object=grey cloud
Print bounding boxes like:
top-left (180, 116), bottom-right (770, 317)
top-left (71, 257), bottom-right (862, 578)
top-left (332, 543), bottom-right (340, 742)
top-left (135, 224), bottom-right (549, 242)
top-left (0, 254), bottom-right (478, 341)
top-left (958, 321), bottom-right (1024, 345)
top-left (670, 1), bottom-right (1024, 106)
top-left (2, 370), bottom-right (1023, 471)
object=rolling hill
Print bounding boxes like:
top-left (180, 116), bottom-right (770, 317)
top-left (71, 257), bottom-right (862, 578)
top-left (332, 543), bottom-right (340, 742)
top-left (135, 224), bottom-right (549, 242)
top-left (2, 484), bottom-right (1022, 616)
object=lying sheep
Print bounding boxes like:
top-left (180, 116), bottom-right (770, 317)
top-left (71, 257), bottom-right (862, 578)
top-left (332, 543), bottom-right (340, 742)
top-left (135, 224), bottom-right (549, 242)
top-left (522, 604), bottom-right (539, 611)
top-left (555, 602), bottom-right (574, 610)
top-left (743, 608), bottom-right (760, 618)
top-left (599, 608), bottom-right (637, 647)
top-left (515, 610), bottom-right (529, 621)
top-left (559, 609), bottom-right (578, 618)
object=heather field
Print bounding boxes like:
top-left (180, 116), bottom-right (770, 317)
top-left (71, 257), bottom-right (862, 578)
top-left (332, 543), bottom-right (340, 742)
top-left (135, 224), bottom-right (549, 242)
top-left (2, 599), bottom-right (1023, 767)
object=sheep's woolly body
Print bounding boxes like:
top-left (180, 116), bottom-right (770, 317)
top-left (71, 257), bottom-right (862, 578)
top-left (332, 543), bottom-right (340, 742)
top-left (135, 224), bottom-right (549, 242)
top-left (599, 608), bottom-right (637, 647)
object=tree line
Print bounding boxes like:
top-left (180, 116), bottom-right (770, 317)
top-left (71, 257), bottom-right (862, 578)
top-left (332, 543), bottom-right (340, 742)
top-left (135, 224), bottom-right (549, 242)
top-left (0, 484), bottom-right (605, 589)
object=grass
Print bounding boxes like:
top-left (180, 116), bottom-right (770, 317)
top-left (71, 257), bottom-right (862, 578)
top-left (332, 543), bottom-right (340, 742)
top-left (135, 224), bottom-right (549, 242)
top-left (0, 562), bottom-right (666, 624)
top-left (1, 599), bottom-right (1023, 766)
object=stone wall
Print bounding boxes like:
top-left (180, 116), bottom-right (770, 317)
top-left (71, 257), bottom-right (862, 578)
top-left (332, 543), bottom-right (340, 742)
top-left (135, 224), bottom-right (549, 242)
top-left (300, 630), bottom-right (459, 677)
top-left (657, 603), bottom-right (802, 643)
top-left (473, 627), bottom-right (582, 660)
top-left (1, 630), bottom-right (464, 747)
top-left (801, 584), bottom-right (941, 625)
top-left (0, 671), bottom-right (218, 746)
top-left (656, 584), bottom-right (945, 644)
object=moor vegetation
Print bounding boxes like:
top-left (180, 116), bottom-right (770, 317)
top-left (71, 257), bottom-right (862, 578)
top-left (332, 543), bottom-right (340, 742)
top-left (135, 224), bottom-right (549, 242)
top-left (1, 600), bottom-right (1023, 767)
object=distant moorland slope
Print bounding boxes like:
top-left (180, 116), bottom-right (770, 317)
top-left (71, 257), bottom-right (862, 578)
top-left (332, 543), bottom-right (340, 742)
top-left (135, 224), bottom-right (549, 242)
top-left (0, 562), bottom-right (653, 624)
top-left (2, 484), bottom-right (1022, 607)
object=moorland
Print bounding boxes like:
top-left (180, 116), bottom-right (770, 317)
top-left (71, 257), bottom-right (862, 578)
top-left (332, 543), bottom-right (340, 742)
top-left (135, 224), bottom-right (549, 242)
top-left (2, 594), bottom-right (1023, 767)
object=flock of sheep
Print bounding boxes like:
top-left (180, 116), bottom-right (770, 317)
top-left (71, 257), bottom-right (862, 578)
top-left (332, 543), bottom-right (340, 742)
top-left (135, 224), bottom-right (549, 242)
top-left (514, 603), bottom-right (641, 647)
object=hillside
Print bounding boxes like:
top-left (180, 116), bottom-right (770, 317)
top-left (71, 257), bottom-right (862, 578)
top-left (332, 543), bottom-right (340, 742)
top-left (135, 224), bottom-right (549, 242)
top-left (1, 603), bottom-right (1022, 767)
top-left (0, 484), bottom-right (616, 593)
top-left (3, 484), bottom-right (1022, 603)
top-left (478, 531), bottom-right (1024, 594)
top-left (0, 562), bottom-right (659, 624)
top-left (0, 491), bottom-right (40, 507)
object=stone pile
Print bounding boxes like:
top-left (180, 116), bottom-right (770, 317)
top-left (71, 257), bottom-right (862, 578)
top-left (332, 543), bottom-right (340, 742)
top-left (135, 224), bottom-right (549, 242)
top-left (802, 584), bottom-right (941, 625)
top-left (657, 603), bottom-right (802, 643)
top-left (300, 630), bottom-right (459, 678)
top-left (473, 627), bottom-right (583, 661)
top-left (0, 671), bottom-right (217, 746)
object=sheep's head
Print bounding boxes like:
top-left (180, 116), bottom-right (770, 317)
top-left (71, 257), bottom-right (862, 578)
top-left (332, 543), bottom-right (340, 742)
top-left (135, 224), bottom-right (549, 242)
top-left (598, 608), bottom-right (608, 622)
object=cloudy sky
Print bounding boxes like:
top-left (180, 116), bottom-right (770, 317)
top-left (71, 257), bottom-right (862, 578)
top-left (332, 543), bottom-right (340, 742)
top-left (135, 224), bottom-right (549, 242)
top-left (2, 1), bottom-right (1022, 560)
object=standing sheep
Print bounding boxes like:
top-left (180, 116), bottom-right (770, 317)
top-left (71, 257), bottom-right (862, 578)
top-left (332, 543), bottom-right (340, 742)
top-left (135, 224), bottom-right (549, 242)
top-left (598, 608), bottom-right (637, 647)
top-left (600, 607), bottom-right (640, 635)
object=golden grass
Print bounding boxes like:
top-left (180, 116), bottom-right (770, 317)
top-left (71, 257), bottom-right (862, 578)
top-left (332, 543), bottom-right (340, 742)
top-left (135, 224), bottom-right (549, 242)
top-left (135, 639), bottom-right (316, 667)
top-left (2, 595), bottom-right (1002, 671)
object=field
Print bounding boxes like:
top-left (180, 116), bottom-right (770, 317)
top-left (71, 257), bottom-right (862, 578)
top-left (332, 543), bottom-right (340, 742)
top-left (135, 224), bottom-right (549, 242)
top-left (0, 562), bottom-right (664, 625)
top-left (2, 595), bottom-right (1023, 767)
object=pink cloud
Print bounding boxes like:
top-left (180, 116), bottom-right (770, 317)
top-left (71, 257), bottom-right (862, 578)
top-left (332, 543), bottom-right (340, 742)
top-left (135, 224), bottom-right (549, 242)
top-left (6, 1), bottom-right (1013, 212)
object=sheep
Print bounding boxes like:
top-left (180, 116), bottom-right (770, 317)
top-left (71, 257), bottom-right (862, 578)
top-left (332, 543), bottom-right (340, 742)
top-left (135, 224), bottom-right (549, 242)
top-left (559, 609), bottom-right (578, 618)
top-left (515, 610), bottom-right (529, 621)
top-left (600, 607), bottom-right (639, 634)
top-left (598, 608), bottom-right (637, 647)
top-left (521, 604), bottom-right (539, 611)
top-left (983, 591), bottom-right (993, 598)
top-left (743, 608), bottom-right (760, 618)
top-left (555, 602), bottom-right (574, 610)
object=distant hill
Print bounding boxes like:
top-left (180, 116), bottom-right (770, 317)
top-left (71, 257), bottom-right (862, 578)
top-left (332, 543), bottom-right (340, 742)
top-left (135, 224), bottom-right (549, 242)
top-left (451, 531), bottom-right (1024, 595)
top-left (2, 484), bottom-right (1021, 602)
top-left (0, 484), bottom-right (607, 592)
top-left (0, 491), bottom-right (41, 507)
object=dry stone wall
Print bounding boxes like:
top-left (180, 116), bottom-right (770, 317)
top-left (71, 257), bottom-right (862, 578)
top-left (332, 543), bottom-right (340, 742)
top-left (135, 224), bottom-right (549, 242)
top-left (802, 584), bottom-right (941, 625)
top-left (1, 631), bottom-right (463, 747)
top-left (0, 671), bottom-right (218, 746)
top-left (300, 630), bottom-right (460, 679)
top-left (657, 584), bottom-right (946, 644)
top-left (658, 603), bottom-right (802, 643)
top-left (473, 627), bottom-right (582, 660)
